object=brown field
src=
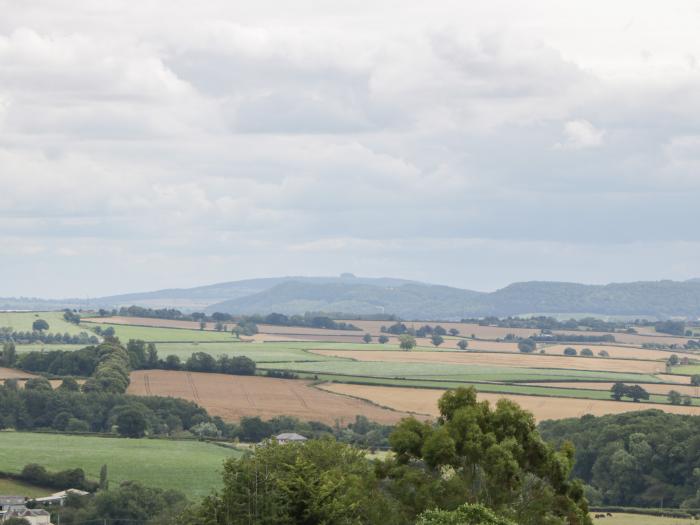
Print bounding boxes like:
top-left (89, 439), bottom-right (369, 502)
top-left (540, 344), bottom-right (695, 361)
top-left (309, 350), bottom-right (667, 374)
top-left (552, 330), bottom-right (690, 346)
top-left (0, 367), bottom-right (36, 380)
top-left (318, 383), bottom-right (700, 421)
top-left (524, 382), bottom-right (700, 397)
top-left (127, 370), bottom-right (410, 425)
top-left (341, 320), bottom-right (540, 339)
top-left (657, 374), bottom-right (692, 384)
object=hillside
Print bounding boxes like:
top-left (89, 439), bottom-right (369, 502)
top-left (3, 277), bottom-right (700, 319)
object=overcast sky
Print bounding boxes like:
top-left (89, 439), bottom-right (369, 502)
top-left (1, 0), bottom-right (700, 297)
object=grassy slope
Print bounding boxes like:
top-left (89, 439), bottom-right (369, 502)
top-left (0, 432), bottom-right (241, 497)
top-left (81, 322), bottom-right (238, 342)
top-left (0, 311), bottom-right (87, 336)
top-left (0, 477), bottom-right (52, 497)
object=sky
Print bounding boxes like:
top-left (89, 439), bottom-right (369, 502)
top-left (1, 0), bottom-right (700, 298)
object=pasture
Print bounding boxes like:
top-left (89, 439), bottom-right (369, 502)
top-left (127, 370), bottom-right (409, 425)
top-left (0, 432), bottom-right (241, 497)
top-left (318, 383), bottom-right (700, 421)
top-left (80, 321), bottom-right (238, 342)
top-left (0, 477), bottom-right (52, 498)
top-left (0, 311), bottom-right (87, 336)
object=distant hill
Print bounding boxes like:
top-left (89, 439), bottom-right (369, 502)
top-left (3, 276), bottom-right (700, 320)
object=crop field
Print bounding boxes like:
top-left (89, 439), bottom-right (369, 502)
top-left (14, 343), bottom-right (86, 354)
top-left (340, 319), bottom-right (540, 339)
top-left (540, 343), bottom-right (696, 361)
top-left (524, 382), bottom-right (700, 397)
top-left (0, 311), bottom-right (88, 335)
top-left (127, 370), bottom-right (409, 424)
top-left (318, 383), bottom-right (700, 421)
top-left (0, 432), bottom-right (241, 496)
top-left (307, 349), bottom-right (667, 374)
top-left (80, 321), bottom-right (238, 342)
top-left (0, 367), bottom-right (36, 380)
top-left (152, 342), bottom-right (337, 362)
top-left (86, 315), bottom-right (219, 331)
top-left (672, 364), bottom-right (700, 375)
top-left (589, 513), bottom-right (697, 524)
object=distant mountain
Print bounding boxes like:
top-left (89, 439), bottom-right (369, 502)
top-left (3, 276), bottom-right (700, 320)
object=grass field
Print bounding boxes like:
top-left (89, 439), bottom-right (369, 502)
top-left (153, 342), bottom-right (340, 362)
top-left (257, 359), bottom-right (662, 383)
top-left (0, 311), bottom-right (88, 335)
top-left (590, 513), bottom-right (698, 524)
top-left (0, 477), bottom-right (52, 497)
top-left (80, 322), bottom-right (238, 342)
top-left (0, 432), bottom-right (241, 497)
top-left (672, 365), bottom-right (700, 375)
top-left (14, 343), bottom-right (86, 354)
top-left (127, 370), bottom-right (409, 424)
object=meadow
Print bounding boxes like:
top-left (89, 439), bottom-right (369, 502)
top-left (80, 321), bottom-right (238, 342)
top-left (0, 311), bottom-right (88, 335)
top-left (0, 432), bottom-right (242, 497)
top-left (0, 476), bottom-right (52, 497)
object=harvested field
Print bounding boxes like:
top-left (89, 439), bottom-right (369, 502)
top-left (308, 350), bottom-right (667, 374)
top-left (552, 330), bottom-right (690, 346)
top-left (0, 367), bottom-right (36, 380)
top-left (127, 370), bottom-right (409, 425)
top-left (342, 320), bottom-right (539, 339)
top-left (658, 374), bottom-right (692, 384)
top-left (318, 383), bottom-right (700, 421)
top-left (85, 315), bottom-right (215, 331)
top-left (540, 344), bottom-right (694, 361)
top-left (524, 382), bottom-right (700, 397)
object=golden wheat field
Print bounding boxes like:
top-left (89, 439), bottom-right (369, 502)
top-left (317, 383), bottom-right (700, 421)
top-left (127, 370), bottom-right (409, 424)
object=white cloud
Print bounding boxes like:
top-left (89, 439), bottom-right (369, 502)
top-left (556, 119), bottom-right (605, 150)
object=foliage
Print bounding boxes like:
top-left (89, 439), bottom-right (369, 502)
top-left (81, 341), bottom-right (131, 394)
top-left (540, 410), bottom-right (700, 507)
top-left (417, 503), bottom-right (516, 525)
top-left (457, 339), bottom-right (469, 350)
top-left (431, 334), bottom-right (444, 347)
top-left (610, 383), bottom-right (649, 402)
top-left (18, 346), bottom-right (101, 376)
top-left (381, 387), bottom-right (591, 525)
top-left (183, 439), bottom-right (398, 525)
top-left (18, 463), bottom-right (98, 492)
top-left (518, 338), bottom-right (536, 353)
top-left (1, 341), bottom-right (17, 366)
top-left (32, 319), bottom-right (49, 331)
top-left (399, 334), bottom-right (416, 351)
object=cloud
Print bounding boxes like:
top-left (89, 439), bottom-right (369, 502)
top-left (1, 1), bottom-right (700, 296)
top-left (555, 120), bottom-right (605, 149)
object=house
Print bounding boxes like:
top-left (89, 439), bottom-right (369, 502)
top-left (275, 432), bottom-right (307, 444)
top-left (33, 489), bottom-right (89, 507)
top-left (0, 496), bottom-right (27, 512)
top-left (2, 506), bottom-right (52, 525)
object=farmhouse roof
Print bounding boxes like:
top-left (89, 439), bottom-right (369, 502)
top-left (275, 432), bottom-right (307, 441)
top-left (34, 488), bottom-right (90, 504)
top-left (0, 495), bottom-right (26, 507)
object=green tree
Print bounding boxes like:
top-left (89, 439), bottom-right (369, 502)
top-left (32, 319), bottom-right (49, 331)
top-left (146, 343), bottom-right (158, 368)
top-left (668, 354), bottom-right (680, 366)
top-left (580, 348), bottom-right (593, 357)
top-left (183, 440), bottom-right (397, 525)
top-left (417, 503), bottom-right (516, 525)
top-left (378, 335), bottom-right (389, 344)
top-left (691, 375), bottom-right (700, 386)
top-left (563, 347), bottom-right (577, 356)
top-left (384, 387), bottom-right (591, 525)
top-left (448, 328), bottom-right (460, 337)
top-left (399, 334), bottom-right (416, 351)
top-left (518, 339), bottom-right (536, 353)
top-left (431, 334), bottom-right (444, 347)
top-left (627, 385), bottom-right (649, 402)
top-left (116, 408), bottom-right (147, 438)
top-left (58, 377), bottom-right (80, 392)
top-left (1, 341), bottom-right (17, 366)
top-left (610, 382), bottom-right (626, 401)
top-left (598, 350), bottom-right (610, 357)
top-left (100, 464), bottom-right (109, 491)
top-left (24, 377), bottom-right (52, 391)
top-left (363, 333), bottom-right (373, 343)
top-left (668, 390), bottom-right (682, 405)
top-left (457, 339), bottom-right (468, 350)
top-left (682, 395), bottom-right (692, 406)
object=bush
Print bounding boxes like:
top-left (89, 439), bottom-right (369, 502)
top-left (563, 347), bottom-right (577, 356)
top-left (517, 339), bottom-right (536, 353)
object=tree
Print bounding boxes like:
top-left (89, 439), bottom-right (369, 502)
top-left (598, 350), bottom-right (610, 357)
top-left (563, 347), bottom-right (577, 356)
top-left (448, 328), bottom-right (460, 337)
top-left (126, 339), bottom-right (147, 369)
top-left (363, 333), bottom-right (373, 344)
top-left (518, 338), bottom-right (536, 353)
top-left (58, 378), bottom-right (80, 392)
top-left (457, 340), bottom-right (469, 350)
top-left (627, 385), bottom-right (649, 402)
top-left (184, 440), bottom-right (396, 525)
top-left (384, 387), bottom-right (591, 524)
top-left (668, 390), bottom-right (682, 405)
top-left (691, 375), bottom-right (700, 386)
top-left (164, 354), bottom-right (182, 370)
top-left (116, 408), bottom-right (147, 438)
top-left (24, 377), bottom-right (52, 391)
top-left (146, 343), bottom-right (158, 368)
top-left (378, 335), bottom-right (389, 344)
top-left (431, 334), bottom-right (444, 347)
top-left (580, 348), bottom-right (593, 357)
top-left (199, 321), bottom-right (206, 331)
top-left (611, 382), bottom-right (626, 401)
top-left (1, 341), bottom-right (16, 366)
top-left (100, 464), bottom-right (109, 491)
top-left (668, 354), bottom-right (680, 367)
top-left (32, 319), bottom-right (49, 331)
top-left (682, 395), bottom-right (692, 406)
top-left (399, 334), bottom-right (416, 351)
top-left (417, 503), bottom-right (515, 525)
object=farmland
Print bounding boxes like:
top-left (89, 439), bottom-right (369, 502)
top-left (0, 311), bottom-right (89, 335)
top-left (0, 432), bottom-right (241, 496)
top-left (0, 477), bottom-right (51, 498)
top-left (589, 513), bottom-right (698, 524)
top-left (127, 370), bottom-right (409, 424)
top-left (80, 321), bottom-right (238, 342)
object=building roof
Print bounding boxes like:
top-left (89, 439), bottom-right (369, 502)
top-left (275, 432), bottom-right (307, 441)
top-left (34, 488), bottom-right (90, 503)
top-left (0, 496), bottom-right (26, 505)
top-left (5, 506), bottom-right (51, 517)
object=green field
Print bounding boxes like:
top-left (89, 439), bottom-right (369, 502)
top-left (0, 311), bottom-right (88, 336)
top-left (14, 343), bottom-right (86, 354)
top-left (81, 322), bottom-right (238, 343)
top-left (672, 365), bottom-right (700, 376)
top-left (0, 476), bottom-right (52, 497)
top-left (257, 360), bottom-right (662, 384)
top-left (155, 342), bottom-right (339, 362)
top-left (0, 432), bottom-right (242, 497)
